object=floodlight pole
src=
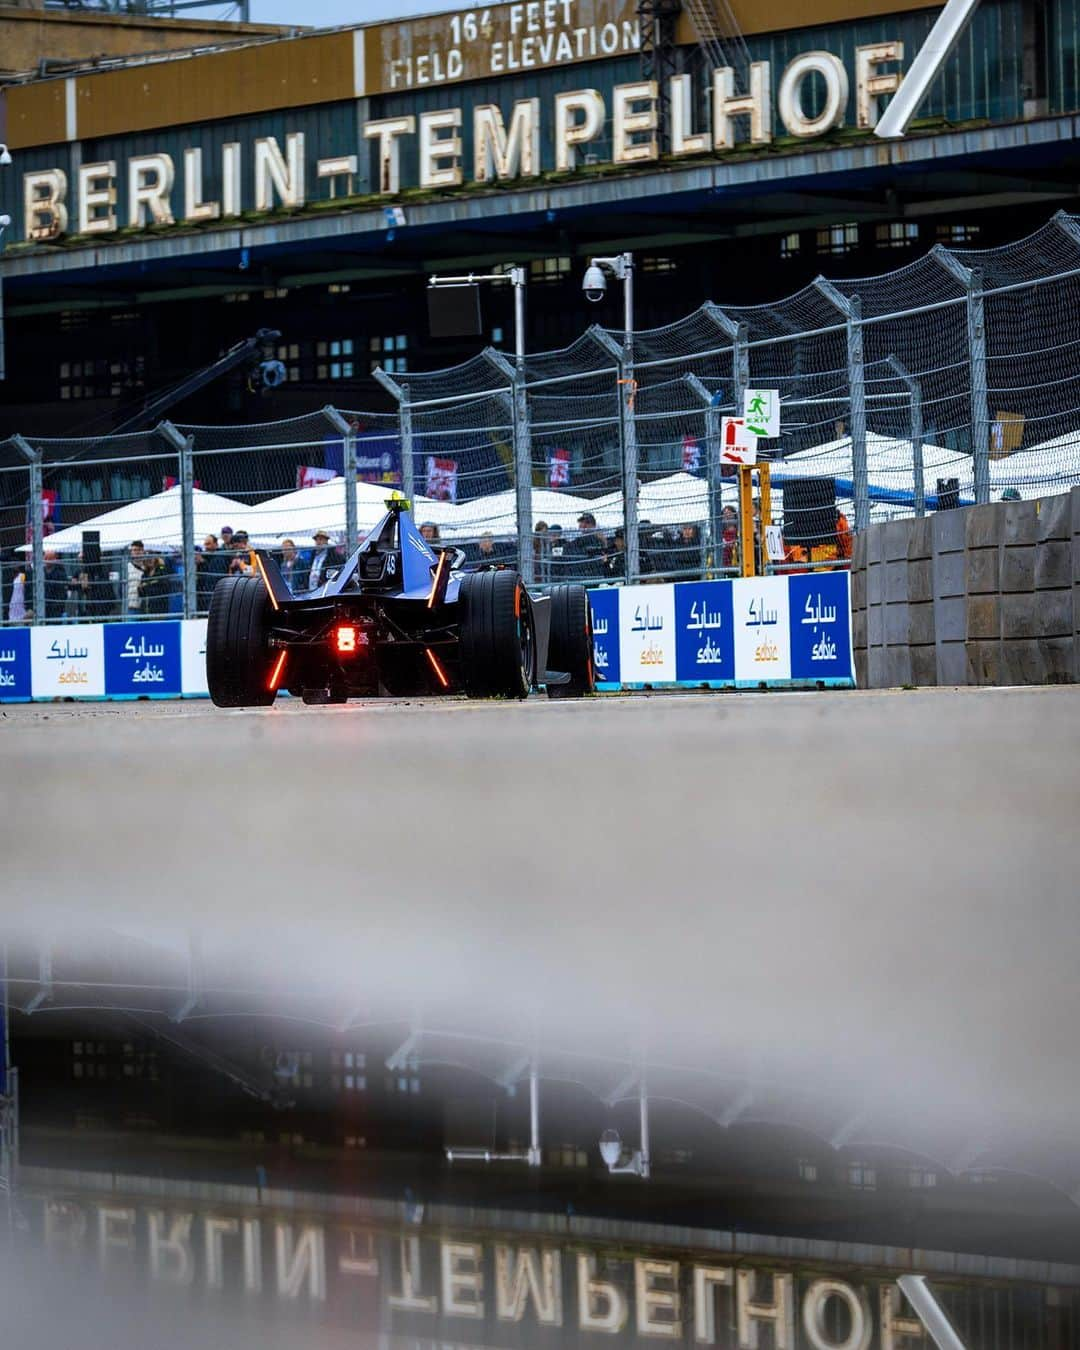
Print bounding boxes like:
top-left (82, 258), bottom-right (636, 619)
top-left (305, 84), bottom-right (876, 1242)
top-left (429, 267), bottom-right (532, 579)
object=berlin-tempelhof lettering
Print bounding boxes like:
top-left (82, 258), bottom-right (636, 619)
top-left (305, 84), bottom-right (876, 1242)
top-left (20, 47), bottom-right (903, 242)
top-left (41, 1197), bottom-right (969, 1347)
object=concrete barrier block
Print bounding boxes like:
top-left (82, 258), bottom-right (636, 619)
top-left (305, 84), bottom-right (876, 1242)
top-left (867, 647), bottom-right (887, 688)
top-left (911, 644), bottom-right (938, 686)
top-left (908, 558), bottom-right (934, 603)
top-left (935, 595), bottom-right (965, 643)
top-left (908, 602), bottom-right (936, 647)
top-left (1036, 588), bottom-right (1073, 638)
top-left (852, 565), bottom-right (866, 611)
top-left (966, 546), bottom-right (1000, 595)
top-left (885, 519), bottom-right (911, 563)
top-left (886, 645), bottom-right (912, 687)
top-left (868, 604), bottom-right (883, 646)
top-left (934, 550), bottom-right (965, 599)
top-left (854, 648), bottom-right (868, 688)
top-left (908, 517), bottom-right (933, 561)
top-left (1000, 546), bottom-right (1035, 594)
top-left (1039, 636), bottom-right (1075, 684)
top-left (885, 561), bottom-right (909, 603)
top-left (1037, 493), bottom-right (1071, 543)
top-left (852, 530), bottom-right (868, 571)
top-left (1001, 592), bottom-right (1037, 639)
top-left (853, 608), bottom-right (867, 650)
top-left (932, 509), bottom-right (965, 555)
top-left (966, 639), bottom-right (1002, 685)
top-left (1035, 541), bottom-right (1072, 591)
top-left (1072, 485), bottom-right (1080, 539)
top-left (1003, 500), bottom-right (1038, 546)
top-left (885, 602), bottom-right (910, 645)
top-left (1001, 639), bottom-right (1045, 685)
top-left (936, 641), bottom-right (967, 686)
top-left (867, 525), bottom-right (885, 565)
top-left (966, 594), bottom-right (1001, 640)
top-left (867, 564), bottom-right (883, 606)
top-left (1073, 534), bottom-right (1080, 585)
top-left (965, 503), bottom-right (1003, 549)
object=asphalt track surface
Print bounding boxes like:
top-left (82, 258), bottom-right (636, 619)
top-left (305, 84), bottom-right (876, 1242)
top-left (4, 686), bottom-right (1080, 1155)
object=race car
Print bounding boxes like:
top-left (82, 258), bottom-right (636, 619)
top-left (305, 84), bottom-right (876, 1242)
top-left (205, 495), bottom-right (594, 706)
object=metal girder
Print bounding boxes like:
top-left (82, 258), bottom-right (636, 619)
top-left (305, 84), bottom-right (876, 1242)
top-left (23, 945), bottom-right (53, 1016)
top-left (386, 1030), bottom-right (421, 1072)
top-left (604, 1069), bottom-right (640, 1108)
top-left (170, 933), bottom-right (202, 1025)
top-left (829, 1110), bottom-right (869, 1150)
top-left (896, 1275), bottom-right (969, 1349)
top-left (874, 0), bottom-right (984, 140)
top-left (718, 1087), bottom-right (755, 1128)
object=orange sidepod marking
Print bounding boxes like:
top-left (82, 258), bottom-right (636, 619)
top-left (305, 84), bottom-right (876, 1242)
top-left (255, 554), bottom-right (280, 611)
top-left (427, 551), bottom-right (448, 608)
top-left (426, 648), bottom-right (450, 688)
top-left (514, 585), bottom-right (521, 617)
top-left (268, 650), bottom-right (287, 691)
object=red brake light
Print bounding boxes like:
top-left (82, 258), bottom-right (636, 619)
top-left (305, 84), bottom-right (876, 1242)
top-left (335, 625), bottom-right (358, 655)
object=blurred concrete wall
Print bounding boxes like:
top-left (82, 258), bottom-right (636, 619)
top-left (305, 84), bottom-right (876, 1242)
top-left (853, 488), bottom-right (1080, 687)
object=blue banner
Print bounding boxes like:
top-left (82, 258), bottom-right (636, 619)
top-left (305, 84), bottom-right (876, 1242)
top-left (0, 628), bottom-right (32, 701)
top-left (674, 581), bottom-right (735, 684)
top-left (588, 588), bottom-right (620, 687)
top-left (788, 572), bottom-right (853, 681)
top-left (103, 622), bottom-right (182, 697)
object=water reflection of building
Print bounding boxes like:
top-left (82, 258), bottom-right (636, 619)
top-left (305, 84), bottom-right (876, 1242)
top-left (20, 1166), bottom-right (1080, 1349)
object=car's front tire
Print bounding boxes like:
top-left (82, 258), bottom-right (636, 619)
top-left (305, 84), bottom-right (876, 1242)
top-left (205, 575), bottom-right (277, 708)
top-left (459, 569), bottom-right (533, 698)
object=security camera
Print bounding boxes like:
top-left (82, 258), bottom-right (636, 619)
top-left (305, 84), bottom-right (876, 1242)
top-left (599, 1128), bottom-right (622, 1168)
top-left (0, 215), bottom-right (10, 228)
top-left (582, 263), bottom-right (607, 303)
top-left (0, 145), bottom-right (11, 167)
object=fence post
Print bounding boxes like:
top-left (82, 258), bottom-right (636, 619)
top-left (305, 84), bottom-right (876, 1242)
top-left (373, 368), bottom-right (415, 505)
top-left (12, 435), bottom-right (44, 624)
top-left (932, 245), bottom-right (990, 505)
top-left (587, 325), bottom-right (638, 581)
top-left (322, 407), bottom-right (358, 554)
top-left (885, 355), bottom-right (925, 518)
top-left (813, 279), bottom-right (870, 533)
top-left (704, 304), bottom-right (749, 411)
top-left (158, 421), bottom-right (196, 619)
top-left (684, 373), bottom-right (724, 573)
top-left (484, 347), bottom-right (533, 583)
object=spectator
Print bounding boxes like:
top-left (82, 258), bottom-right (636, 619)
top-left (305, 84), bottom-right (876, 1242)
top-left (219, 525), bottom-right (235, 551)
top-left (278, 538), bottom-right (308, 593)
top-left (547, 523), bottom-right (567, 574)
top-left (719, 505), bottom-right (738, 569)
top-left (307, 529), bottom-right (341, 588)
top-left (473, 532), bottom-right (502, 566)
top-left (571, 511), bottom-right (606, 580)
top-left (604, 528), bottom-right (626, 580)
top-left (638, 520), bottom-right (667, 578)
top-left (533, 521), bottom-right (549, 580)
top-left (127, 541), bottom-right (146, 615)
top-left (43, 551), bottom-right (67, 620)
top-left (65, 553), bottom-right (94, 620)
top-left (668, 522), bottom-right (702, 578)
top-left (419, 522), bottom-right (441, 545)
top-left (8, 562), bottom-right (28, 623)
top-left (228, 529), bottom-right (254, 576)
top-left (138, 553), bottom-right (170, 615)
top-left (196, 533), bottom-right (228, 612)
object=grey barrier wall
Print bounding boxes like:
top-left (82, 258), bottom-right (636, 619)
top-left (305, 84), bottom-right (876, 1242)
top-left (853, 488), bottom-right (1080, 687)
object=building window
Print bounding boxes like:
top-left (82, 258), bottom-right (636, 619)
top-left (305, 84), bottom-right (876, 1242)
top-left (223, 292), bottom-right (251, 303)
top-left (329, 283), bottom-right (352, 294)
top-left (58, 355), bottom-right (144, 402)
top-left (848, 1161), bottom-right (877, 1190)
top-left (263, 288), bottom-right (288, 300)
top-left (780, 232), bottom-right (801, 259)
top-left (797, 1157), bottom-right (818, 1182)
top-left (816, 223), bottom-right (860, 255)
top-left (876, 222), bottom-right (919, 249)
top-left (936, 223), bottom-right (980, 245)
top-left (909, 1167), bottom-right (938, 1188)
top-left (529, 256), bottom-right (571, 282)
top-left (370, 335), bottom-right (408, 375)
top-left (642, 256), bottom-right (677, 273)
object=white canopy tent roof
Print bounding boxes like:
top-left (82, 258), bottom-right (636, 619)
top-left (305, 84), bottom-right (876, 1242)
top-left (19, 485), bottom-right (249, 555)
top-left (241, 477), bottom-right (440, 546)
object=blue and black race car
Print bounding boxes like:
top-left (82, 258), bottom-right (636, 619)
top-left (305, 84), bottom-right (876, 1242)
top-left (205, 495), bottom-right (594, 706)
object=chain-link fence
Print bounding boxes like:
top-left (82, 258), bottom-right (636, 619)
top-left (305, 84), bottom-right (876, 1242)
top-left (5, 212), bottom-right (1080, 624)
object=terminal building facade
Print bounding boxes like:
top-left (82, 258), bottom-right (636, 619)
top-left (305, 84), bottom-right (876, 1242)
top-left (0, 0), bottom-right (1077, 436)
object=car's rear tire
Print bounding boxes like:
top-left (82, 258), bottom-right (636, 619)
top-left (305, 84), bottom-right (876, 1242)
top-left (546, 583), bottom-right (595, 699)
top-left (459, 569), bottom-right (533, 698)
top-left (205, 574), bottom-right (277, 708)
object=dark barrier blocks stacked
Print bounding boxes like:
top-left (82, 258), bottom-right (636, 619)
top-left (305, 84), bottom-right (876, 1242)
top-left (853, 486), bottom-right (1080, 688)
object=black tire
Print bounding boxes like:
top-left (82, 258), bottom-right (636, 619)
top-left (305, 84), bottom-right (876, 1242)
top-left (546, 583), bottom-right (595, 699)
top-left (459, 569), bottom-right (533, 699)
top-left (205, 574), bottom-right (276, 708)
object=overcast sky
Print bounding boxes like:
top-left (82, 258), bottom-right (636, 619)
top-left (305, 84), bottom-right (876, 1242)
top-left (249, 0), bottom-right (456, 26)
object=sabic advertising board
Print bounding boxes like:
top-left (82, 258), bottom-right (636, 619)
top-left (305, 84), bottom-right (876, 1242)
top-left (30, 624), bottom-right (106, 698)
top-left (588, 587), bottom-right (620, 687)
top-left (617, 583), bottom-right (676, 684)
top-left (788, 571), bottom-right (854, 682)
top-left (674, 581), bottom-right (735, 684)
top-left (0, 628), bottom-right (32, 701)
top-left (180, 618), bottom-right (209, 697)
top-left (103, 622), bottom-right (182, 697)
top-left (731, 576), bottom-right (792, 682)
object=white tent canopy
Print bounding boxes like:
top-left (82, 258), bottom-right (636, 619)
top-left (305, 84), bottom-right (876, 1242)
top-left (242, 477), bottom-right (439, 546)
top-left (19, 485), bottom-right (249, 555)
